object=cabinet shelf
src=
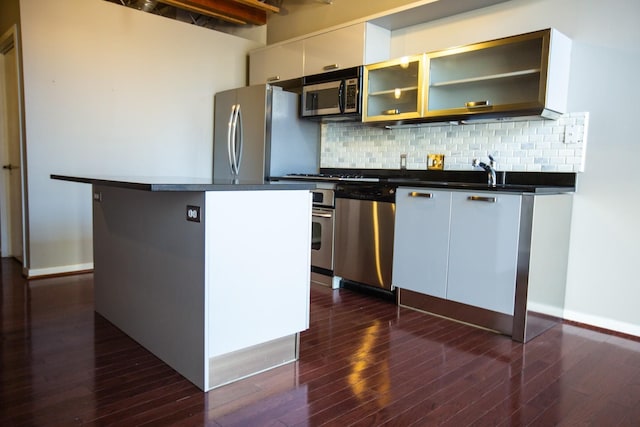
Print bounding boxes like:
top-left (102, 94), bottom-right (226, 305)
top-left (369, 86), bottom-right (419, 96)
top-left (430, 69), bottom-right (541, 88)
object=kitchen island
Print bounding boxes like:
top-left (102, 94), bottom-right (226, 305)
top-left (52, 175), bottom-right (314, 391)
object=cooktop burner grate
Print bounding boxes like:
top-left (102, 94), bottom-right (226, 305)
top-left (285, 173), bottom-right (380, 182)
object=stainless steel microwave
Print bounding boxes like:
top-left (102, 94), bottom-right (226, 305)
top-left (301, 66), bottom-right (362, 120)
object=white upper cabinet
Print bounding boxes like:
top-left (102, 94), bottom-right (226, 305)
top-left (425, 29), bottom-right (571, 120)
top-left (249, 22), bottom-right (390, 85)
top-left (249, 40), bottom-right (304, 85)
top-left (303, 22), bottom-right (390, 76)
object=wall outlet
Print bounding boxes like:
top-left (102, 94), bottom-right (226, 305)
top-left (564, 125), bottom-right (582, 144)
top-left (428, 154), bottom-right (445, 170)
top-left (400, 153), bottom-right (407, 170)
top-left (186, 205), bottom-right (201, 222)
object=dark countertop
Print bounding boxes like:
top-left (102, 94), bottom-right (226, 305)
top-left (271, 169), bottom-right (577, 194)
top-left (383, 179), bottom-right (573, 194)
top-left (51, 175), bottom-right (315, 192)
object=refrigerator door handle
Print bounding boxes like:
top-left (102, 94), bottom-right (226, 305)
top-left (227, 104), bottom-right (237, 174)
top-left (235, 104), bottom-right (243, 175)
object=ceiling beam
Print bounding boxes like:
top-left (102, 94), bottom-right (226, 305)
top-left (158, 0), bottom-right (276, 25)
top-left (232, 0), bottom-right (279, 14)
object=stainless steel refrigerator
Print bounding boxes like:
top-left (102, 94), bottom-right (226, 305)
top-left (213, 84), bottom-right (319, 182)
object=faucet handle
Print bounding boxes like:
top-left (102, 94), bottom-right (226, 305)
top-left (472, 158), bottom-right (480, 167)
top-left (488, 154), bottom-right (496, 168)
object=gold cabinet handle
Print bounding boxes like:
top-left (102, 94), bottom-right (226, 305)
top-left (468, 195), bottom-right (496, 203)
top-left (408, 192), bottom-right (433, 198)
top-left (383, 109), bottom-right (400, 115)
top-left (266, 75), bottom-right (281, 82)
top-left (465, 100), bottom-right (491, 108)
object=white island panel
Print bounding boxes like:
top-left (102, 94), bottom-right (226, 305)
top-left (205, 190), bottom-right (311, 358)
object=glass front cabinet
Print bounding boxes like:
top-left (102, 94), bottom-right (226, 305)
top-left (362, 54), bottom-right (426, 122)
top-left (362, 29), bottom-right (571, 124)
top-left (425, 28), bottom-right (571, 121)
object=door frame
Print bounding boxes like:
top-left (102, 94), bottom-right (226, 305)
top-left (0, 24), bottom-right (29, 272)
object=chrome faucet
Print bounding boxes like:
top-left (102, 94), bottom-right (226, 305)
top-left (473, 154), bottom-right (497, 187)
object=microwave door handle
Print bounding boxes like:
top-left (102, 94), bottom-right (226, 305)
top-left (338, 80), bottom-right (345, 114)
top-left (227, 104), bottom-right (237, 175)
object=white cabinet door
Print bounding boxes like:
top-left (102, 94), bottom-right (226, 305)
top-left (393, 188), bottom-right (451, 297)
top-left (303, 23), bottom-right (389, 76)
top-left (249, 40), bottom-right (304, 85)
top-left (447, 191), bottom-right (521, 315)
top-left (304, 24), bottom-right (365, 76)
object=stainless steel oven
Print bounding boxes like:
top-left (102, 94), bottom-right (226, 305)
top-left (310, 187), bottom-right (336, 287)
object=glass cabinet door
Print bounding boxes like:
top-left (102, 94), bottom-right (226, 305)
top-left (362, 54), bottom-right (425, 122)
top-left (426, 30), bottom-right (549, 118)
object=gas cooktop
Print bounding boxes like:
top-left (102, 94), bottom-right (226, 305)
top-left (284, 173), bottom-right (380, 183)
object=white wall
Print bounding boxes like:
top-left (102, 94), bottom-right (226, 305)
top-left (389, 0), bottom-right (640, 336)
top-left (19, 0), bottom-right (260, 275)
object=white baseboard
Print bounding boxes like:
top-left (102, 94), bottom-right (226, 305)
top-left (527, 302), bottom-right (639, 338)
top-left (527, 301), bottom-right (564, 318)
top-left (562, 308), bottom-right (640, 338)
top-left (27, 262), bottom-right (94, 278)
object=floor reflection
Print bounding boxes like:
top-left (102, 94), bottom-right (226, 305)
top-left (348, 320), bottom-right (391, 407)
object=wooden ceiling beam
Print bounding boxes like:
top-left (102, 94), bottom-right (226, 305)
top-left (232, 0), bottom-right (279, 14)
top-left (158, 0), bottom-right (277, 25)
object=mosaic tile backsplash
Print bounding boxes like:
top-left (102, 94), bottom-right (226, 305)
top-left (320, 112), bottom-right (588, 172)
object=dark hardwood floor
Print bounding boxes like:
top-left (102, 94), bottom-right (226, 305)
top-left (1, 257), bottom-right (639, 426)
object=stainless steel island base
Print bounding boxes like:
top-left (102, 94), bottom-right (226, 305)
top-left (209, 334), bottom-right (299, 389)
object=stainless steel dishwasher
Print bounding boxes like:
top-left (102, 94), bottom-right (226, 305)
top-left (333, 184), bottom-right (396, 292)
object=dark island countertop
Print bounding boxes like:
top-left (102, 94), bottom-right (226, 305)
top-left (51, 175), bottom-right (315, 192)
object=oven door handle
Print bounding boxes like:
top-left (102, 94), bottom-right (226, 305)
top-left (312, 212), bottom-right (333, 219)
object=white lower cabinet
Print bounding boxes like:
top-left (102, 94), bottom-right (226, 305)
top-left (447, 191), bottom-right (521, 315)
top-left (393, 187), bottom-right (521, 315)
top-left (392, 188), bottom-right (451, 298)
